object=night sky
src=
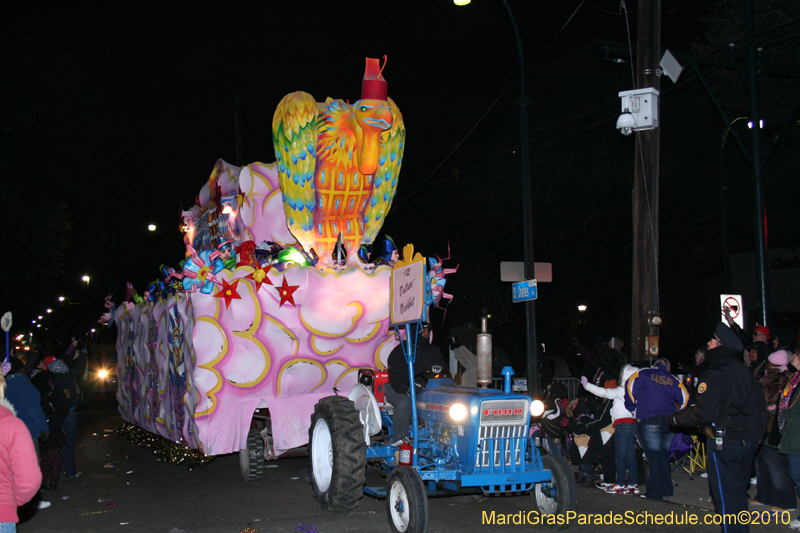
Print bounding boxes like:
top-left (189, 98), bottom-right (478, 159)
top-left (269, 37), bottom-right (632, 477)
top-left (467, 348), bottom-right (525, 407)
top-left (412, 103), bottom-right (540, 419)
top-left (7, 1), bottom-right (796, 366)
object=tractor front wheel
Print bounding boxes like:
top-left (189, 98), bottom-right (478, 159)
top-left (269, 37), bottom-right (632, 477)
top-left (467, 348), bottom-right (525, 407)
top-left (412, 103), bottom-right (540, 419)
top-left (530, 454), bottom-right (578, 529)
top-left (239, 428), bottom-right (265, 481)
top-left (386, 466), bottom-right (428, 533)
top-left (309, 396), bottom-right (366, 512)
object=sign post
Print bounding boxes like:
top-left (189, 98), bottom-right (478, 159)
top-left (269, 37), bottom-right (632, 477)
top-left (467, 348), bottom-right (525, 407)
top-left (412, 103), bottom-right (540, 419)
top-left (389, 245), bottom-right (427, 466)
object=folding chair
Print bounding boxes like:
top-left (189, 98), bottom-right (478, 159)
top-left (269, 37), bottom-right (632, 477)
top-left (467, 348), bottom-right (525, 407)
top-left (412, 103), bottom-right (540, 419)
top-left (688, 435), bottom-right (706, 473)
top-left (669, 432), bottom-right (694, 486)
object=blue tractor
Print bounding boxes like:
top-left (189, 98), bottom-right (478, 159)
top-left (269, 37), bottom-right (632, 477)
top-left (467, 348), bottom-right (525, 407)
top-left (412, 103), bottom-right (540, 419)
top-left (308, 322), bottom-right (577, 533)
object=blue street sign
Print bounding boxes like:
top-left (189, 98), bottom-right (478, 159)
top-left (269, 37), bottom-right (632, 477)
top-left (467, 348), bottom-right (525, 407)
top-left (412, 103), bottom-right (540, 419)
top-left (512, 279), bottom-right (537, 303)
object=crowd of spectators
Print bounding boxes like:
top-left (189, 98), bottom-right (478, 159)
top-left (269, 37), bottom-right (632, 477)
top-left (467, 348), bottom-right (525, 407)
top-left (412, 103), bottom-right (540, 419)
top-left (535, 319), bottom-right (800, 532)
top-left (1, 336), bottom-right (87, 530)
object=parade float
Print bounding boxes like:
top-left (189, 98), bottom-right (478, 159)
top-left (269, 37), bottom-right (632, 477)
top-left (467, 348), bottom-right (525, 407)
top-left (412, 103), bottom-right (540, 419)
top-left (113, 57), bottom-right (455, 478)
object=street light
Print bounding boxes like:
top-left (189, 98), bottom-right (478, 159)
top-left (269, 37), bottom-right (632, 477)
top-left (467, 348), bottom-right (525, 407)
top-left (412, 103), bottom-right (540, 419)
top-left (82, 275), bottom-right (90, 283)
top-left (59, 296), bottom-right (65, 302)
top-left (46, 309), bottom-right (52, 314)
top-left (455, 0), bottom-right (538, 394)
top-left (578, 305), bottom-right (587, 313)
top-left (147, 223), bottom-right (178, 261)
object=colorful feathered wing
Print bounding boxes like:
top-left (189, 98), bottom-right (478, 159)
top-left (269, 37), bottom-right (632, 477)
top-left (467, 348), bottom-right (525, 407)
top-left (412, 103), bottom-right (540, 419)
top-left (272, 91), bottom-right (404, 267)
top-left (362, 97), bottom-right (404, 245)
top-left (272, 91), bottom-right (319, 252)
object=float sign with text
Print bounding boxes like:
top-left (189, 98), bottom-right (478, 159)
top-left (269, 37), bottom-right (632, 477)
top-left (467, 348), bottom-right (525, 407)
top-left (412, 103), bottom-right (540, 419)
top-left (391, 261), bottom-right (425, 326)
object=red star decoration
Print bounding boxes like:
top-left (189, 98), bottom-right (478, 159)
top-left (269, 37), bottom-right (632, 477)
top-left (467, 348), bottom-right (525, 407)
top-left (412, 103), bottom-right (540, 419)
top-left (275, 276), bottom-right (300, 308)
top-left (245, 265), bottom-right (273, 293)
top-left (213, 278), bottom-right (242, 309)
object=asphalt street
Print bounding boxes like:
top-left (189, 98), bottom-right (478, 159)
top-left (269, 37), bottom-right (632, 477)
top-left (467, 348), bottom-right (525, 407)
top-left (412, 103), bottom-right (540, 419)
top-left (16, 398), bottom-right (787, 533)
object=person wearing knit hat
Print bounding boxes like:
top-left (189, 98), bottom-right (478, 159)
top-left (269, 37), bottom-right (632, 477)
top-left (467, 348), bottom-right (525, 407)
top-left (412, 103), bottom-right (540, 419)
top-left (748, 325), bottom-right (771, 378)
top-left (670, 322), bottom-right (767, 533)
top-left (768, 349), bottom-right (792, 372)
top-left (30, 356), bottom-right (56, 408)
top-left (48, 359), bottom-right (69, 374)
top-left (750, 348), bottom-right (795, 511)
top-left (38, 366), bottom-right (70, 490)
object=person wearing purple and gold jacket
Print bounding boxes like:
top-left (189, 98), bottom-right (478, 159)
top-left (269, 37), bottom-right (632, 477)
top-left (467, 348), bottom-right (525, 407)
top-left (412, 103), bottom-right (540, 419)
top-left (625, 357), bottom-right (689, 501)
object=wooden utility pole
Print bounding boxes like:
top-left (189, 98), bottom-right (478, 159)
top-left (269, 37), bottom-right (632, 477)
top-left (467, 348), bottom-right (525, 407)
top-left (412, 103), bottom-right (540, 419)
top-left (631, 0), bottom-right (661, 362)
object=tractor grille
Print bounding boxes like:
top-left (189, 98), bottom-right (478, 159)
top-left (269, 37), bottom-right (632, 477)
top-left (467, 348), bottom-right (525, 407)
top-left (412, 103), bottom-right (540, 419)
top-left (475, 399), bottom-right (529, 470)
top-left (476, 424), bottom-right (526, 468)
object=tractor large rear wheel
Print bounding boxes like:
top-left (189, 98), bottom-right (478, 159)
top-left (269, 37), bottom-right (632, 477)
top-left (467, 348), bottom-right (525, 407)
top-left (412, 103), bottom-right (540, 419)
top-left (309, 396), bottom-right (366, 512)
top-left (530, 454), bottom-right (578, 529)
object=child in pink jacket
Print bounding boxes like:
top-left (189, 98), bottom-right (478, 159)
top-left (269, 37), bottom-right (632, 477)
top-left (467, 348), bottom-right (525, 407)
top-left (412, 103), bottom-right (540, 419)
top-left (0, 372), bottom-right (42, 529)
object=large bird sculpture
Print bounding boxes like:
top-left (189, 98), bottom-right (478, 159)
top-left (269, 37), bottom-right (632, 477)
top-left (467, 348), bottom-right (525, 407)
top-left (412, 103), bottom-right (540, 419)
top-left (272, 56), bottom-right (405, 268)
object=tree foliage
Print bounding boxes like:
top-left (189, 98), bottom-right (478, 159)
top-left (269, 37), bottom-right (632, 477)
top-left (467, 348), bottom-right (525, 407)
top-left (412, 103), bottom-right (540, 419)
top-left (691, 0), bottom-right (800, 127)
top-left (688, 0), bottom-right (800, 249)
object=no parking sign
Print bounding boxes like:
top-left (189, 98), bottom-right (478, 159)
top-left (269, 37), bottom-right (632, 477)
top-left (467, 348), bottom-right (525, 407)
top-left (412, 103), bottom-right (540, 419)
top-left (720, 294), bottom-right (744, 329)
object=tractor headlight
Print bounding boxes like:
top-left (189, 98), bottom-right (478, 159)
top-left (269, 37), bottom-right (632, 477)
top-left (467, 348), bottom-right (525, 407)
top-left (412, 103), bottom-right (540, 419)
top-left (449, 403), bottom-right (468, 421)
top-left (530, 399), bottom-right (545, 417)
top-left (98, 369), bottom-right (109, 379)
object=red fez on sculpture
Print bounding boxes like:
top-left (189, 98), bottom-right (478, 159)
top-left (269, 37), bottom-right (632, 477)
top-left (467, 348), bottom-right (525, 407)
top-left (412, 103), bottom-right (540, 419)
top-left (361, 56), bottom-right (388, 100)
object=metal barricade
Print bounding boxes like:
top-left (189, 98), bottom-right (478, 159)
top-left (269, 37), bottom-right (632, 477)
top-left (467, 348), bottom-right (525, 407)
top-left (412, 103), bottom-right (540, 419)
top-left (552, 377), bottom-right (580, 401)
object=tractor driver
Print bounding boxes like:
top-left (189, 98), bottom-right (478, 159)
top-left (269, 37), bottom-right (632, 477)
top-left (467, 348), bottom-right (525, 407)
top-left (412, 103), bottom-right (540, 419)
top-left (385, 323), bottom-right (445, 446)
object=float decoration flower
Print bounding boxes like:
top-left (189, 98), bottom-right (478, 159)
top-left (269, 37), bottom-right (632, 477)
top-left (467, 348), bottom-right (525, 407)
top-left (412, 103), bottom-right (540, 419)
top-left (181, 243), bottom-right (223, 294)
top-left (425, 243), bottom-right (460, 322)
top-left (213, 278), bottom-right (242, 309)
top-left (245, 264), bottom-right (273, 293)
top-left (275, 276), bottom-right (300, 308)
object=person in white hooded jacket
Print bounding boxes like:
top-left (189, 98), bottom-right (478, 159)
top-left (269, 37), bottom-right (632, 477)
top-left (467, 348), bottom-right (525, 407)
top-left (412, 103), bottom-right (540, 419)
top-left (581, 364), bottom-right (639, 495)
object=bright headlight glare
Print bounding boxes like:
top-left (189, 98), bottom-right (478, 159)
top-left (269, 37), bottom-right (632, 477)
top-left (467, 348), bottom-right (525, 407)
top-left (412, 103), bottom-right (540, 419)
top-left (449, 403), bottom-right (468, 421)
top-left (98, 370), bottom-right (109, 379)
top-left (531, 399), bottom-right (545, 417)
